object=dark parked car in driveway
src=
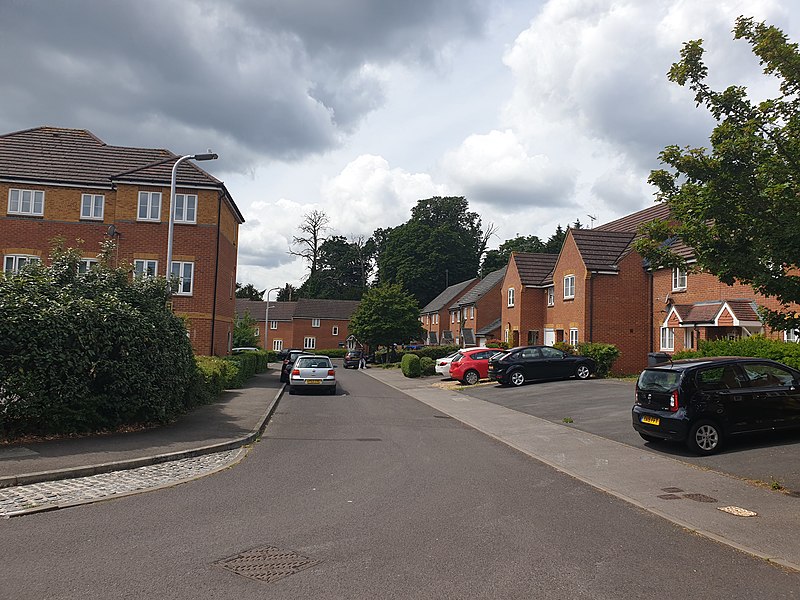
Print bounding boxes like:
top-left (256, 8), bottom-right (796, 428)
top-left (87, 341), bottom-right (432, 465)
top-left (279, 349), bottom-right (306, 383)
top-left (488, 345), bottom-right (596, 387)
top-left (343, 349), bottom-right (364, 369)
top-left (633, 357), bottom-right (800, 455)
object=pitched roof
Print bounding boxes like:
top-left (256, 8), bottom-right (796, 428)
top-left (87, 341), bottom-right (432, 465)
top-left (420, 278), bottom-right (478, 313)
top-left (595, 203), bottom-right (693, 261)
top-left (511, 253), bottom-right (558, 286)
top-left (294, 298), bottom-right (360, 320)
top-left (236, 300), bottom-right (296, 321)
top-left (0, 126), bottom-right (244, 223)
top-left (671, 299), bottom-right (761, 325)
top-left (570, 229), bottom-right (637, 271)
top-left (452, 267), bottom-right (506, 308)
top-left (476, 318), bottom-right (501, 336)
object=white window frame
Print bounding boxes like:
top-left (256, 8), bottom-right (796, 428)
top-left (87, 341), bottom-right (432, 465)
top-left (547, 287), bottom-right (555, 307)
top-left (170, 261), bottom-right (194, 295)
top-left (78, 258), bottom-right (98, 274)
top-left (303, 336), bottom-right (316, 350)
top-left (137, 191), bottom-right (162, 222)
top-left (4, 254), bottom-right (39, 274)
top-left (563, 275), bottom-right (575, 299)
top-left (273, 339), bottom-right (283, 351)
top-left (470, 306), bottom-right (475, 320)
top-left (270, 320), bottom-right (278, 330)
top-left (785, 329), bottom-right (800, 343)
top-left (434, 314), bottom-right (438, 324)
top-left (672, 267), bottom-right (687, 291)
top-left (312, 318), bottom-right (321, 328)
top-left (133, 259), bottom-right (158, 278)
top-left (660, 327), bottom-right (675, 351)
top-left (569, 328), bottom-right (579, 345)
top-left (173, 193), bottom-right (197, 224)
top-left (253, 327), bottom-right (260, 337)
top-left (80, 194), bottom-right (104, 220)
top-left (451, 312), bottom-right (455, 324)
top-left (507, 287), bottom-right (515, 307)
top-left (684, 328), bottom-right (694, 349)
top-left (332, 326), bottom-right (339, 336)
top-left (504, 328), bottom-right (509, 343)
top-left (8, 188), bottom-right (45, 216)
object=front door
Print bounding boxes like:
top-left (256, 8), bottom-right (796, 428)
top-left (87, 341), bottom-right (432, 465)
top-left (544, 329), bottom-right (555, 346)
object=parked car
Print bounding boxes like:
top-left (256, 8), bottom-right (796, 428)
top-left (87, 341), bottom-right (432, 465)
top-left (435, 351), bottom-right (461, 378)
top-left (633, 357), bottom-right (800, 455)
top-left (343, 349), bottom-right (364, 369)
top-left (449, 348), bottom-right (499, 385)
top-left (280, 349), bottom-right (306, 383)
top-left (231, 347), bottom-right (259, 354)
top-left (488, 345), bottom-right (596, 387)
top-left (288, 355), bottom-right (337, 395)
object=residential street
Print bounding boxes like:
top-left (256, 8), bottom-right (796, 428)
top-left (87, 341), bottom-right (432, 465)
top-left (2, 368), bottom-right (798, 599)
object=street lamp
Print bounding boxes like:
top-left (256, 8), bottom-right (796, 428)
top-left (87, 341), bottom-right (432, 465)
top-left (167, 152), bottom-right (218, 286)
top-left (264, 287), bottom-right (281, 364)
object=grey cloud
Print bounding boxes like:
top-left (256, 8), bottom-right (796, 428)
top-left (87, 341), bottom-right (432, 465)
top-left (465, 174), bottom-right (578, 210)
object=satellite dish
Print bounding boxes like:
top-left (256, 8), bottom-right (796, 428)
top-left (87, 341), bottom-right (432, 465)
top-left (107, 224), bottom-right (117, 237)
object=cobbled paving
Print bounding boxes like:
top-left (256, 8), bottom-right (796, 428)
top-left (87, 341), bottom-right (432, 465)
top-left (0, 448), bottom-right (244, 517)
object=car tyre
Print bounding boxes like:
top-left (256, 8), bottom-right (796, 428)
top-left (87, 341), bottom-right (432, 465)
top-left (463, 370), bottom-right (480, 385)
top-left (686, 420), bottom-right (723, 455)
top-left (509, 370), bottom-right (525, 387)
top-left (575, 364), bottom-right (591, 380)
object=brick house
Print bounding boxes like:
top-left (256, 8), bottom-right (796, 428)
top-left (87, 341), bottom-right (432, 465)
top-left (420, 278), bottom-right (478, 345)
top-left (235, 299), bottom-right (296, 351)
top-left (447, 267), bottom-right (505, 346)
top-left (500, 252), bottom-right (558, 347)
top-left (0, 126), bottom-right (244, 356)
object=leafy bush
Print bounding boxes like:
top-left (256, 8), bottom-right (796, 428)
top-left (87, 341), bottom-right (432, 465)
top-left (576, 342), bottom-right (620, 378)
top-left (401, 353), bottom-right (421, 378)
top-left (553, 341), bottom-right (574, 354)
top-left (420, 356), bottom-right (436, 376)
top-left (313, 348), bottom-right (348, 358)
top-left (685, 335), bottom-right (800, 370)
top-left (486, 341), bottom-right (509, 349)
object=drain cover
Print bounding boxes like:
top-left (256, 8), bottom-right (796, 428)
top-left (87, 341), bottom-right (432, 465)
top-left (216, 546), bottom-right (320, 583)
top-left (683, 493), bottom-right (717, 503)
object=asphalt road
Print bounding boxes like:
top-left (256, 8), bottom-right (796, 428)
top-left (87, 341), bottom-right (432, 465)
top-left (2, 369), bottom-right (797, 599)
top-left (455, 377), bottom-right (800, 494)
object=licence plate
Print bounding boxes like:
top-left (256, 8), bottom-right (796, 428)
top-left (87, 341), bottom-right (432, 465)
top-left (641, 415), bottom-right (660, 426)
top-left (305, 379), bottom-right (322, 385)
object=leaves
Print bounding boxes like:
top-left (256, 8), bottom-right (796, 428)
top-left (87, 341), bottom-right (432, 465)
top-left (348, 284), bottom-right (423, 348)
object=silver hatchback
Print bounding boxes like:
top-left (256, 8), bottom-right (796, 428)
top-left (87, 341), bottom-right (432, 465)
top-left (288, 355), bottom-right (337, 395)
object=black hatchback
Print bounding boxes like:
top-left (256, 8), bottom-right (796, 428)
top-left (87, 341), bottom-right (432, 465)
top-left (488, 345), bottom-right (596, 387)
top-left (633, 357), bottom-right (800, 455)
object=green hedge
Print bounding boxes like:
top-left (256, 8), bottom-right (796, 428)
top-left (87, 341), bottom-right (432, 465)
top-left (420, 356), bottom-right (436, 376)
top-left (401, 353), bottom-right (421, 378)
top-left (575, 342), bottom-right (620, 378)
top-left (313, 348), bottom-right (348, 358)
top-left (673, 335), bottom-right (800, 369)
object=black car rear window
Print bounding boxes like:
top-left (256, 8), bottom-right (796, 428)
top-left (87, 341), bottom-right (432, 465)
top-left (638, 369), bottom-right (681, 391)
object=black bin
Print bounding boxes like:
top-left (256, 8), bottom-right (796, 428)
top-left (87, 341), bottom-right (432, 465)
top-left (647, 352), bottom-right (671, 366)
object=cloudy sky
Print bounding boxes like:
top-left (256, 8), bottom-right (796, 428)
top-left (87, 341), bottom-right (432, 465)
top-left (1, 0), bottom-right (796, 291)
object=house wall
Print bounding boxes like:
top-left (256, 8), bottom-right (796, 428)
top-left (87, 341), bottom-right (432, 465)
top-left (501, 257), bottom-right (523, 345)
top-left (475, 283), bottom-right (502, 333)
top-left (546, 234), bottom-right (587, 346)
top-left (291, 318), bottom-right (350, 350)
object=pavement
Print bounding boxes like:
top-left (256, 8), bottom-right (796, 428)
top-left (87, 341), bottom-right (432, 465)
top-left (2, 364), bottom-right (799, 572)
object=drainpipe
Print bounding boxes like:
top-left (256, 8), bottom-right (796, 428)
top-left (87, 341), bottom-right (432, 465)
top-left (588, 273), bottom-right (594, 342)
top-left (209, 191), bottom-right (223, 355)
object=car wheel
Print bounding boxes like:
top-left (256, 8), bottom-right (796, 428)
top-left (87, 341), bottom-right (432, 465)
top-left (509, 370), bottom-right (525, 387)
top-left (463, 370), bottom-right (479, 385)
top-left (575, 364), bottom-right (591, 380)
top-left (638, 432), bottom-right (661, 443)
top-left (686, 420), bottom-right (723, 455)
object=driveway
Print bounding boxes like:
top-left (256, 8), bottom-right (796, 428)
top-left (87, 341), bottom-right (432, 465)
top-left (454, 377), bottom-right (800, 495)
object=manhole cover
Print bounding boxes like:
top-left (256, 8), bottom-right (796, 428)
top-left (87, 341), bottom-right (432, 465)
top-left (657, 494), bottom-right (682, 500)
top-left (216, 546), bottom-right (320, 583)
top-left (683, 493), bottom-right (717, 503)
top-left (661, 487), bottom-right (684, 494)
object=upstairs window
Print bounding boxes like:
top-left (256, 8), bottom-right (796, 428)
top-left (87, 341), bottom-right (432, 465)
top-left (270, 320), bottom-right (278, 330)
top-left (134, 259), bottom-right (158, 278)
top-left (547, 287), bottom-right (555, 306)
top-left (174, 193), bottom-right (197, 224)
top-left (3, 254), bottom-right (39, 274)
top-left (138, 191), bottom-right (162, 221)
top-left (8, 189), bottom-right (44, 216)
top-left (563, 275), bottom-right (575, 299)
top-left (81, 194), bottom-right (104, 220)
top-left (332, 326), bottom-right (339, 336)
top-left (312, 318), bottom-right (321, 328)
top-left (170, 261), bottom-right (194, 295)
top-left (672, 267), bottom-right (687, 291)
top-left (507, 287), bottom-right (515, 307)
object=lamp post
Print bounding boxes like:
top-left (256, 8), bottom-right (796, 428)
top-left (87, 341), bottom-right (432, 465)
top-left (264, 287), bottom-right (281, 364)
top-left (167, 152), bottom-right (218, 286)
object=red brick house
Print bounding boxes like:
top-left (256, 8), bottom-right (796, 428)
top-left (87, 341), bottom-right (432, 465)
top-left (0, 126), bottom-right (244, 356)
top-left (235, 299), bottom-right (296, 351)
top-left (420, 278), bottom-right (478, 345)
top-left (500, 252), bottom-right (558, 347)
top-left (447, 267), bottom-right (505, 346)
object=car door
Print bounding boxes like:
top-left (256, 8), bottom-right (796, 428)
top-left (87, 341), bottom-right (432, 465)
top-left (518, 347), bottom-right (542, 380)
top-left (694, 365), bottom-right (753, 433)
top-left (539, 346), bottom-right (572, 378)
top-left (739, 362), bottom-right (800, 430)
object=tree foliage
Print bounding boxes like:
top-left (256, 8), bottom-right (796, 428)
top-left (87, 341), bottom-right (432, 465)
top-left (235, 282), bottom-right (264, 301)
top-left (233, 310), bottom-right (260, 348)
top-left (637, 16), bottom-right (800, 332)
top-left (297, 235), bottom-right (375, 300)
top-left (276, 283), bottom-right (297, 302)
top-left (348, 283), bottom-right (424, 348)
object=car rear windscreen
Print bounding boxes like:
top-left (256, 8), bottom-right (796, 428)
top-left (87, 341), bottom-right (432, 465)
top-left (637, 369), bottom-right (681, 391)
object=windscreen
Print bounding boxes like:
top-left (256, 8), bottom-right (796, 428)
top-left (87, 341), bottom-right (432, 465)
top-left (637, 369), bottom-right (681, 391)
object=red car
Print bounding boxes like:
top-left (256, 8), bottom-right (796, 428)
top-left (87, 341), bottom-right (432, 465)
top-left (449, 348), bottom-right (499, 385)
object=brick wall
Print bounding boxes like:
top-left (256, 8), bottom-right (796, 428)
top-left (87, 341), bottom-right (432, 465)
top-left (547, 234), bottom-right (587, 345)
top-left (501, 257), bottom-right (523, 345)
top-left (291, 318), bottom-right (351, 350)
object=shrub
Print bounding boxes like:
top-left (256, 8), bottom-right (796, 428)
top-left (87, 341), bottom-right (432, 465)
top-left (689, 335), bottom-right (800, 370)
top-left (401, 353), bottom-right (421, 378)
top-left (420, 356), bottom-right (436, 376)
top-left (576, 342), bottom-right (620, 378)
top-left (486, 341), bottom-right (509, 349)
top-left (553, 341), bottom-right (574, 354)
top-left (313, 348), bottom-right (347, 358)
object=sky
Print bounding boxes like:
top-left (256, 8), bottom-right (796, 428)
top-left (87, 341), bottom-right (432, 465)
top-left (1, 0), bottom-right (796, 293)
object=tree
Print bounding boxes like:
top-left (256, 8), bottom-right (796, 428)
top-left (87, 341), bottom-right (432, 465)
top-left (348, 283), bottom-right (424, 348)
top-left (233, 310), bottom-right (260, 348)
top-left (288, 210), bottom-right (330, 276)
top-left (297, 235), bottom-right (376, 300)
top-left (637, 16), bottom-right (800, 332)
top-left (276, 283), bottom-right (297, 302)
top-left (481, 234), bottom-right (546, 276)
top-left (235, 282), bottom-right (264, 301)
top-left (544, 225), bottom-right (566, 254)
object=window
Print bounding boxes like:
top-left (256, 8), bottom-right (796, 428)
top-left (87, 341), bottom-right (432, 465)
top-left (563, 275), bottom-right (575, 299)
top-left (507, 287), bottom-right (515, 307)
top-left (660, 327), bottom-right (675, 351)
top-left (270, 320), bottom-right (278, 330)
top-left (451, 312), bottom-right (455, 324)
top-left (785, 329), bottom-right (799, 343)
top-left (569, 328), bottom-right (579, 345)
top-left (78, 258), bottom-right (98, 274)
top-left (742, 362), bottom-right (796, 388)
top-left (332, 326), bottom-right (339, 336)
top-left (312, 318), bottom-right (320, 328)
top-left (173, 194), bottom-right (197, 223)
top-left (684, 329), bottom-right (695, 349)
top-left (170, 261), bottom-right (194, 295)
top-left (433, 314), bottom-right (438, 324)
top-left (137, 191), bottom-right (161, 221)
top-left (303, 336), bottom-right (316, 350)
top-left (504, 328), bottom-right (509, 343)
top-left (540, 347), bottom-right (565, 359)
top-left (672, 267), bottom-right (687, 291)
top-left (8, 189), bottom-right (44, 216)
top-left (3, 254), bottom-right (39, 274)
top-left (134, 259), bottom-right (157, 278)
top-left (470, 306), bottom-right (474, 320)
top-left (273, 339), bottom-right (283, 351)
top-left (253, 327), bottom-right (260, 337)
top-left (80, 194), bottom-right (104, 220)
top-left (547, 287), bottom-right (555, 306)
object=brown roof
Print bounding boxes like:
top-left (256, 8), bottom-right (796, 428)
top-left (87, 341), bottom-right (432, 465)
top-left (511, 253), bottom-right (558, 286)
top-left (0, 126), bottom-right (244, 223)
top-left (421, 278), bottom-right (478, 313)
top-left (294, 298), bottom-right (360, 320)
top-left (595, 203), bottom-right (693, 261)
top-left (672, 300), bottom-right (760, 324)
top-left (236, 300), bottom-right (297, 321)
top-left (570, 229), bottom-right (636, 271)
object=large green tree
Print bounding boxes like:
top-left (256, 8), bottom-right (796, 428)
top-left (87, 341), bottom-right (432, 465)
top-left (298, 235), bottom-right (375, 300)
top-left (637, 16), bottom-right (800, 332)
top-left (235, 282), bottom-right (264, 301)
top-left (481, 235), bottom-right (546, 276)
top-left (377, 196), bottom-right (492, 306)
top-left (348, 283), bottom-right (423, 348)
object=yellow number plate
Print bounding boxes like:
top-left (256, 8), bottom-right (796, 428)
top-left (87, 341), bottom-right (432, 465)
top-left (305, 379), bottom-right (321, 385)
top-left (641, 415), bottom-right (660, 426)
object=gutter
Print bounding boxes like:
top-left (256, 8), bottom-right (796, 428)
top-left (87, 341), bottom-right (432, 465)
top-left (210, 190), bottom-right (222, 355)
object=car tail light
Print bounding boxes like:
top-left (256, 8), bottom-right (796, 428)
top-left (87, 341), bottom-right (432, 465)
top-left (327, 369), bottom-right (336, 376)
top-left (292, 369), bottom-right (300, 376)
top-left (669, 390), bottom-right (679, 412)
